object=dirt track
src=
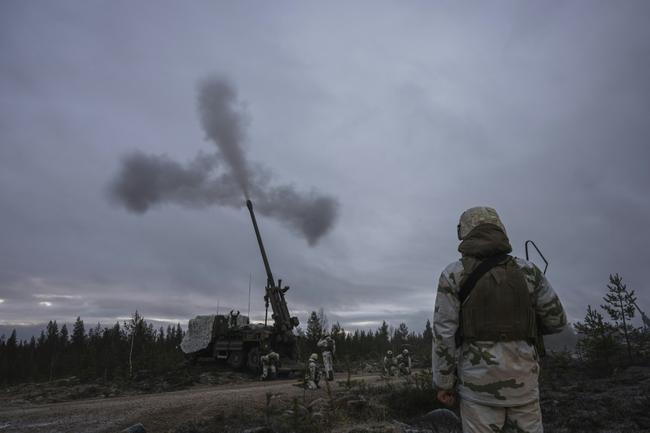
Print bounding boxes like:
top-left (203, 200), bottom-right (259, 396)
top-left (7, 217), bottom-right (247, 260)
top-left (0, 374), bottom-right (383, 433)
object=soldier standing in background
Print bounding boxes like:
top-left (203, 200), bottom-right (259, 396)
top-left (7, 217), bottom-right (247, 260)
top-left (260, 350), bottom-right (279, 380)
top-left (383, 350), bottom-right (397, 377)
top-left (317, 333), bottom-right (336, 381)
top-left (306, 353), bottom-right (321, 389)
top-left (432, 207), bottom-right (567, 433)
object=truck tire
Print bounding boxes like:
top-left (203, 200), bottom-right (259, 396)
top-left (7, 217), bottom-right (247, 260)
top-left (228, 351), bottom-right (245, 369)
top-left (247, 347), bottom-right (261, 372)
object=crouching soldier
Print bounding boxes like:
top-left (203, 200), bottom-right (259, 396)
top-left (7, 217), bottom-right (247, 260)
top-left (260, 350), bottom-right (279, 380)
top-left (383, 350), bottom-right (398, 377)
top-left (317, 333), bottom-right (336, 381)
top-left (305, 353), bottom-right (321, 389)
top-left (396, 349), bottom-right (411, 376)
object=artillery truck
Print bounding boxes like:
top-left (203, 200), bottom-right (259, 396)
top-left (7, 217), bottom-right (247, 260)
top-left (180, 200), bottom-right (300, 372)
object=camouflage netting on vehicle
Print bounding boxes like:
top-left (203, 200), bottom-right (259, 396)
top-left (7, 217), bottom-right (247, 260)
top-left (181, 315), bottom-right (216, 354)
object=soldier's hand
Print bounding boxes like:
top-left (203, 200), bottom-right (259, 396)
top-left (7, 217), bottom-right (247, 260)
top-left (436, 389), bottom-right (456, 407)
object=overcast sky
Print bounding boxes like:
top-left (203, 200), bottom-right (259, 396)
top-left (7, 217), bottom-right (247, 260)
top-left (1, 1), bottom-right (649, 338)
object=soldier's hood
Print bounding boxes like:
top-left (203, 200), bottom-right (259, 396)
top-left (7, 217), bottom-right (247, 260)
top-left (458, 223), bottom-right (512, 259)
top-left (458, 206), bottom-right (506, 240)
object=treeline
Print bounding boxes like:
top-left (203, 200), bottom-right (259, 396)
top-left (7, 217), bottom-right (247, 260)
top-left (0, 311), bottom-right (185, 385)
top-left (297, 309), bottom-right (433, 365)
top-left (5, 273), bottom-right (644, 386)
top-left (573, 273), bottom-right (649, 373)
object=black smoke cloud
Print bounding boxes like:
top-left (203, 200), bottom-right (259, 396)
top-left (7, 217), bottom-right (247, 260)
top-left (110, 76), bottom-right (338, 245)
top-left (198, 77), bottom-right (251, 197)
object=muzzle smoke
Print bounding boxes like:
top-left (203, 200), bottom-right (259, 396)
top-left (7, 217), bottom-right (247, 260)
top-left (110, 76), bottom-right (338, 245)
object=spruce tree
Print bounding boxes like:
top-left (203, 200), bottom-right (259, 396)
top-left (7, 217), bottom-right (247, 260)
top-left (72, 317), bottom-right (85, 347)
top-left (71, 317), bottom-right (86, 372)
top-left (306, 311), bottom-right (323, 350)
top-left (423, 319), bottom-right (433, 342)
top-left (393, 323), bottom-right (409, 350)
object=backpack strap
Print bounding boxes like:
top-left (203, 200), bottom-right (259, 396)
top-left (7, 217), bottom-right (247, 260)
top-left (458, 253), bottom-right (510, 304)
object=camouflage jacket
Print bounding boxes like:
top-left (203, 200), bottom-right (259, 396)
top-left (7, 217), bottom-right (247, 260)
top-left (432, 257), bottom-right (566, 406)
top-left (262, 351), bottom-right (279, 366)
top-left (317, 337), bottom-right (336, 353)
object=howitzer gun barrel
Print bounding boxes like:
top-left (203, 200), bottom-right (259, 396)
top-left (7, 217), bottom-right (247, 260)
top-left (245, 199), bottom-right (299, 334)
top-left (246, 200), bottom-right (275, 288)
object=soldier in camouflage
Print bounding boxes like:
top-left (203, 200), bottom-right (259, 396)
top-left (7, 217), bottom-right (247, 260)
top-left (396, 349), bottom-right (411, 376)
top-left (432, 207), bottom-right (567, 433)
top-left (306, 353), bottom-right (321, 389)
top-left (317, 333), bottom-right (336, 381)
top-left (383, 350), bottom-right (398, 377)
top-left (260, 350), bottom-right (279, 380)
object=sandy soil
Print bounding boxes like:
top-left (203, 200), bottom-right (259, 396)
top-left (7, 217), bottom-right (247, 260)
top-left (0, 374), bottom-right (383, 433)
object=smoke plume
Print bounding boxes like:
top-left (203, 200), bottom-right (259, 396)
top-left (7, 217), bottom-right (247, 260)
top-left (198, 77), bottom-right (251, 197)
top-left (110, 76), bottom-right (338, 245)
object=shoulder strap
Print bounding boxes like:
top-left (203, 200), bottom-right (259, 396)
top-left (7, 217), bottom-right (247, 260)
top-left (458, 253), bottom-right (510, 304)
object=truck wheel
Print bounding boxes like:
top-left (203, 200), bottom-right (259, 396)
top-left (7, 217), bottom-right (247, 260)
top-left (228, 351), bottom-right (245, 369)
top-left (247, 347), bottom-right (261, 371)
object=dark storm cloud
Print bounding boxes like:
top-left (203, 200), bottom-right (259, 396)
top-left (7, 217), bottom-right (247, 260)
top-left (109, 77), bottom-right (339, 246)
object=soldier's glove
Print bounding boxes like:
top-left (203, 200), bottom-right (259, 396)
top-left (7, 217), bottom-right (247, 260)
top-left (436, 389), bottom-right (456, 407)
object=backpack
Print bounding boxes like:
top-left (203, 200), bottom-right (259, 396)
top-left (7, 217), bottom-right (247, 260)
top-left (456, 254), bottom-right (537, 345)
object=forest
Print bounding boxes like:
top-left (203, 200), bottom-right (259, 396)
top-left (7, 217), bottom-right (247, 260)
top-left (1, 274), bottom-right (648, 386)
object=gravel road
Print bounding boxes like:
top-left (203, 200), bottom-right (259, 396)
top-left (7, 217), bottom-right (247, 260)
top-left (0, 374), bottom-right (383, 433)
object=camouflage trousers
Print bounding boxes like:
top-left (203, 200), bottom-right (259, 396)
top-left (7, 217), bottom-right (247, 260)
top-left (460, 399), bottom-right (543, 433)
top-left (261, 364), bottom-right (276, 380)
top-left (322, 351), bottom-right (334, 380)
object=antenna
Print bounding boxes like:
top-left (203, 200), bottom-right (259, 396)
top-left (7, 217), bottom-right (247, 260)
top-left (248, 272), bottom-right (252, 318)
top-left (524, 240), bottom-right (549, 274)
top-left (216, 299), bottom-right (220, 316)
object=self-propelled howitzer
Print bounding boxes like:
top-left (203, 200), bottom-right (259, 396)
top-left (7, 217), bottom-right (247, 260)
top-left (180, 200), bottom-right (300, 373)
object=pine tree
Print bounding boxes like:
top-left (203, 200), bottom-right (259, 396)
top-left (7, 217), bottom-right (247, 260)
top-left (574, 305), bottom-right (619, 372)
top-left (124, 311), bottom-right (145, 378)
top-left (422, 319), bottom-right (434, 364)
top-left (175, 323), bottom-right (183, 346)
top-left (423, 319), bottom-right (433, 342)
top-left (71, 317), bottom-right (85, 372)
top-left (72, 317), bottom-right (85, 347)
top-left (59, 324), bottom-right (69, 346)
top-left (601, 273), bottom-right (636, 363)
top-left (45, 321), bottom-right (59, 380)
top-left (376, 321), bottom-right (390, 354)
